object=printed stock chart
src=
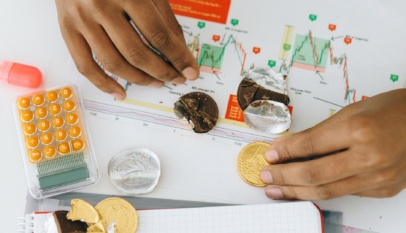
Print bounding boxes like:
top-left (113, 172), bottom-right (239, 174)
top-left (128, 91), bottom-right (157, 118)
top-left (70, 0), bottom-right (405, 146)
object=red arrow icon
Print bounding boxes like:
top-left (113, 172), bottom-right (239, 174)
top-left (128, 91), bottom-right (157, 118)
top-left (328, 24), bottom-right (336, 31)
top-left (212, 35), bottom-right (220, 42)
top-left (252, 47), bottom-right (261, 54)
top-left (344, 37), bottom-right (352, 45)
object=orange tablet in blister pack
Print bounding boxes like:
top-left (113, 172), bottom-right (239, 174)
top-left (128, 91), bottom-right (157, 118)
top-left (15, 86), bottom-right (88, 163)
top-left (13, 85), bottom-right (99, 199)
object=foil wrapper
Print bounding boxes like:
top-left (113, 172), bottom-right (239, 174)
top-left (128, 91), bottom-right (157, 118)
top-left (108, 147), bottom-right (161, 195)
top-left (107, 222), bottom-right (116, 233)
top-left (237, 67), bottom-right (291, 133)
top-left (44, 214), bottom-right (58, 233)
top-left (247, 67), bottom-right (288, 96)
top-left (244, 100), bottom-right (291, 134)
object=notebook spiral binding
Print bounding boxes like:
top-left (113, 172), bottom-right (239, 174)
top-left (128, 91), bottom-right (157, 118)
top-left (17, 212), bottom-right (51, 233)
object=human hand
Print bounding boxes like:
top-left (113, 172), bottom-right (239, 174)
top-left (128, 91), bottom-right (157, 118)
top-left (260, 89), bottom-right (406, 200)
top-left (55, 0), bottom-right (199, 100)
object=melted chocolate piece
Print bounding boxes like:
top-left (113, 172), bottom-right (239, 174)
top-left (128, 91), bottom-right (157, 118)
top-left (174, 92), bottom-right (218, 133)
top-left (237, 78), bottom-right (290, 110)
top-left (250, 100), bottom-right (271, 108)
top-left (53, 211), bottom-right (87, 233)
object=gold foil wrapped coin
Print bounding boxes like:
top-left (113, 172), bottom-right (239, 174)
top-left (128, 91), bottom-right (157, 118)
top-left (95, 197), bottom-right (138, 233)
top-left (87, 221), bottom-right (106, 233)
top-left (67, 198), bottom-right (100, 223)
top-left (237, 142), bottom-right (271, 186)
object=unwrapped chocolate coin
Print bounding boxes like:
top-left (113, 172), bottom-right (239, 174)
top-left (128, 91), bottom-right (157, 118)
top-left (173, 92), bottom-right (218, 133)
top-left (46, 210), bottom-right (88, 233)
top-left (237, 67), bottom-right (291, 133)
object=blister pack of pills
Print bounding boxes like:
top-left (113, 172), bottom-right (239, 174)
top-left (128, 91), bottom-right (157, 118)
top-left (13, 85), bottom-right (99, 199)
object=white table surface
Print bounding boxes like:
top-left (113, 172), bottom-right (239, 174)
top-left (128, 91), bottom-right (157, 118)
top-left (1, 1), bottom-right (405, 232)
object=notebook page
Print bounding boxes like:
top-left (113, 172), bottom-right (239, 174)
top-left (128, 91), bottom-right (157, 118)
top-left (137, 201), bottom-right (322, 233)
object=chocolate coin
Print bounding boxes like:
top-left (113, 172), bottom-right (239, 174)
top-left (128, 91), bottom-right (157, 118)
top-left (237, 67), bottom-right (291, 133)
top-left (67, 198), bottom-right (100, 223)
top-left (108, 147), bottom-right (161, 195)
top-left (95, 197), bottom-right (138, 233)
top-left (173, 92), bottom-right (218, 133)
top-left (237, 141), bottom-right (271, 187)
top-left (244, 100), bottom-right (291, 134)
top-left (237, 67), bottom-right (290, 110)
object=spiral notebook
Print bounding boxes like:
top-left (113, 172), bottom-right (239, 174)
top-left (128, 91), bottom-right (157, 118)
top-left (19, 201), bottom-right (323, 233)
top-left (136, 201), bottom-right (324, 233)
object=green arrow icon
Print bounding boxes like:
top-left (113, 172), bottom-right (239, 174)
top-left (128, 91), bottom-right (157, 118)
top-left (283, 44), bottom-right (291, 51)
top-left (390, 74), bottom-right (399, 82)
top-left (197, 22), bottom-right (206, 29)
top-left (309, 14), bottom-right (317, 21)
top-left (231, 19), bottom-right (239, 26)
top-left (268, 60), bottom-right (276, 68)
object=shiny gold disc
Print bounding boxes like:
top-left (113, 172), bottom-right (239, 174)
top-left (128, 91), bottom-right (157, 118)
top-left (67, 198), bottom-right (100, 223)
top-left (237, 141), bottom-right (271, 186)
top-left (95, 197), bottom-right (138, 233)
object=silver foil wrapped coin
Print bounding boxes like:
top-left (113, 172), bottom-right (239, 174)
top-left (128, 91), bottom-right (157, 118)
top-left (237, 67), bottom-right (291, 133)
top-left (244, 100), bottom-right (291, 134)
top-left (108, 147), bottom-right (161, 195)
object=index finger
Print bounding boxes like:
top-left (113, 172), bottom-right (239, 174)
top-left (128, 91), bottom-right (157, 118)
top-left (124, 0), bottom-right (200, 80)
top-left (272, 100), bottom-right (361, 146)
top-left (58, 21), bottom-right (126, 99)
top-left (151, 0), bottom-right (186, 44)
top-left (260, 149), bottom-right (361, 186)
top-left (266, 119), bottom-right (352, 163)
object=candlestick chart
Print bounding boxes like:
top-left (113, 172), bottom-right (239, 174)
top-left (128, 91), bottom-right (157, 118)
top-left (197, 35), bottom-right (247, 76)
top-left (280, 31), bottom-right (355, 103)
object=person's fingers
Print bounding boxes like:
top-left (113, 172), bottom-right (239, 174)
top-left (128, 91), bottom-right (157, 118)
top-left (98, 14), bottom-right (184, 83)
top-left (271, 99), bottom-right (364, 147)
top-left (58, 19), bottom-right (126, 99)
top-left (125, 0), bottom-right (200, 80)
top-left (264, 119), bottom-right (352, 163)
top-left (80, 22), bottom-right (160, 86)
top-left (151, 0), bottom-right (186, 44)
top-left (263, 169), bottom-right (400, 200)
top-left (260, 149), bottom-right (367, 186)
top-left (151, 0), bottom-right (189, 85)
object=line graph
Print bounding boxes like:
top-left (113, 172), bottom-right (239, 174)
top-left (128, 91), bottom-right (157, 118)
top-left (293, 33), bottom-right (329, 72)
top-left (329, 45), bottom-right (355, 103)
top-left (198, 35), bottom-right (247, 76)
top-left (341, 225), bottom-right (377, 233)
top-left (279, 31), bottom-right (356, 103)
top-left (83, 100), bottom-right (275, 144)
top-left (280, 31), bottom-right (329, 73)
top-left (100, 33), bottom-right (248, 92)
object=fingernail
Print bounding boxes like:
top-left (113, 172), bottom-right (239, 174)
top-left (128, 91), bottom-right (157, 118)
top-left (111, 92), bottom-right (125, 100)
top-left (265, 148), bottom-right (279, 163)
top-left (260, 170), bottom-right (273, 183)
top-left (266, 187), bottom-right (283, 199)
top-left (149, 80), bottom-right (164, 88)
top-left (172, 77), bottom-right (186, 84)
top-left (182, 67), bottom-right (199, 80)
